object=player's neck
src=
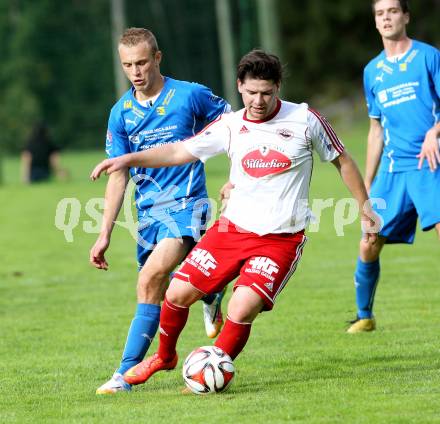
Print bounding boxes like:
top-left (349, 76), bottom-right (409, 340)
top-left (382, 36), bottom-right (411, 58)
top-left (135, 75), bottom-right (164, 102)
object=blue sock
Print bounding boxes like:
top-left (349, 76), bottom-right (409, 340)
top-left (117, 303), bottom-right (161, 375)
top-left (354, 257), bottom-right (380, 319)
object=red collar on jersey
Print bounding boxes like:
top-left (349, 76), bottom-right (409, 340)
top-left (242, 98), bottom-right (281, 123)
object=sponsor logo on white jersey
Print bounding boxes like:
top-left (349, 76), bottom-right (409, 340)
top-left (276, 128), bottom-right (294, 140)
top-left (185, 248), bottom-right (217, 277)
top-left (245, 257), bottom-right (280, 282)
top-left (241, 146), bottom-right (291, 178)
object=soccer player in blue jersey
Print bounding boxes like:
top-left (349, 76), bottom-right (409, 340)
top-left (347, 0), bottom-right (440, 333)
top-left (91, 28), bottom-right (230, 393)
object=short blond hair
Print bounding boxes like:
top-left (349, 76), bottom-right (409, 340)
top-left (119, 27), bottom-right (159, 53)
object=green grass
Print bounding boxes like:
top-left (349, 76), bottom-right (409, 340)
top-left (1, 127), bottom-right (439, 423)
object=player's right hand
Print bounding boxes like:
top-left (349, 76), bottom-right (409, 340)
top-left (90, 236), bottom-right (110, 270)
top-left (360, 204), bottom-right (381, 244)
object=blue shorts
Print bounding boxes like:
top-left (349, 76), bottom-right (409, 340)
top-left (370, 168), bottom-right (440, 244)
top-left (136, 200), bottom-right (210, 268)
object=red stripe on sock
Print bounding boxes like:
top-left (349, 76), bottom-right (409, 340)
top-left (214, 318), bottom-right (252, 360)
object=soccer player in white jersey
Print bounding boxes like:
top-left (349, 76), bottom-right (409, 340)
top-left (91, 50), bottom-right (378, 386)
top-left (91, 28), bottom-right (230, 394)
top-left (347, 0), bottom-right (440, 333)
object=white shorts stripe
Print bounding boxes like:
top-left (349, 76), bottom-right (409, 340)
top-left (273, 234), bottom-right (307, 301)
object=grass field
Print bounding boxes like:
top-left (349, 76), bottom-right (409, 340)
top-left (1, 125), bottom-right (440, 423)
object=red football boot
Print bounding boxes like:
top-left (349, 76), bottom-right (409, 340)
top-left (123, 353), bottom-right (178, 385)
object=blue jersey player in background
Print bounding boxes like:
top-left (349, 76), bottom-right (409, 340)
top-left (347, 0), bottom-right (440, 333)
top-left (91, 28), bottom-right (230, 393)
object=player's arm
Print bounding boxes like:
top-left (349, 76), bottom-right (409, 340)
top-left (417, 121), bottom-right (440, 171)
top-left (89, 169), bottom-right (128, 269)
top-left (90, 143), bottom-right (197, 180)
top-left (332, 150), bottom-right (379, 243)
top-left (364, 118), bottom-right (383, 193)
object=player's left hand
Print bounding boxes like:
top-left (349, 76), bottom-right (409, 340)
top-left (417, 129), bottom-right (440, 171)
top-left (219, 181), bottom-right (234, 212)
top-left (90, 158), bottom-right (125, 180)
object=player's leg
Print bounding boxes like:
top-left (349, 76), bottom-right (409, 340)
top-left (155, 202), bottom-right (226, 338)
top-left (184, 201), bottom-right (226, 338)
top-left (123, 277), bottom-right (204, 385)
top-left (96, 224), bottom-right (164, 395)
top-left (215, 230), bottom-right (307, 359)
top-left (348, 171), bottom-right (418, 333)
top-left (97, 235), bottom-right (192, 394)
top-left (214, 287), bottom-right (263, 359)
top-left (117, 237), bottom-right (194, 375)
top-left (123, 219), bottom-right (244, 386)
top-left (347, 236), bottom-right (386, 333)
top-left (202, 287), bottom-right (227, 338)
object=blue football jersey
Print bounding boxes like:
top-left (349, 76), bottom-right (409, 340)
top-left (105, 77), bottom-right (230, 215)
top-left (363, 40), bottom-right (440, 172)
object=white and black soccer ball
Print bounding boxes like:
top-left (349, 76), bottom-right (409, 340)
top-left (182, 346), bottom-right (235, 394)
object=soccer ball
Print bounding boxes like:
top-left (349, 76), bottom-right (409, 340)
top-left (182, 346), bottom-right (235, 394)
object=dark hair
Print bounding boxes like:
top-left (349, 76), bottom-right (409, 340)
top-left (119, 27), bottom-right (159, 54)
top-left (237, 50), bottom-right (283, 84)
top-left (372, 0), bottom-right (409, 14)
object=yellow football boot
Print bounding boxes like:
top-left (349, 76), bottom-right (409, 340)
top-left (347, 317), bottom-right (376, 334)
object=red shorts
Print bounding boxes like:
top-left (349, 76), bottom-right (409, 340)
top-left (175, 219), bottom-right (307, 310)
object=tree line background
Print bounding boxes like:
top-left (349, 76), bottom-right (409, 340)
top-left (1, 0), bottom-right (439, 154)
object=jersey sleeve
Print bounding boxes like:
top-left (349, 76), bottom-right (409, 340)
top-left (307, 108), bottom-right (344, 162)
top-left (182, 114), bottom-right (230, 163)
top-left (190, 83), bottom-right (231, 123)
top-left (105, 106), bottom-right (130, 158)
top-left (363, 66), bottom-right (381, 119)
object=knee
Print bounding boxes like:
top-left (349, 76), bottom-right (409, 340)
top-left (227, 306), bottom-right (253, 323)
top-left (138, 268), bottom-right (169, 289)
top-left (137, 270), bottom-right (169, 302)
top-left (165, 279), bottom-right (203, 308)
top-left (359, 238), bottom-right (381, 262)
top-left (165, 284), bottom-right (186, 306)
top-left (227, 296), bottom-right (262, 323)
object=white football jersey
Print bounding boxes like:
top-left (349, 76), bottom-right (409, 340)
top-left (183, 99), bottom-right (344, 235)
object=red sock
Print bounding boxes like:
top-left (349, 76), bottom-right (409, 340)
top-left (214, 318), bottom-right (252, 360)
top-left (158, 297), bottom-right (189, 362)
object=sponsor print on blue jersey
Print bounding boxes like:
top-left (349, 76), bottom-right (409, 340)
top-left (105, 77), bottom-right (229, 213)
top-left (363, 40), bottom-right (440, 172)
